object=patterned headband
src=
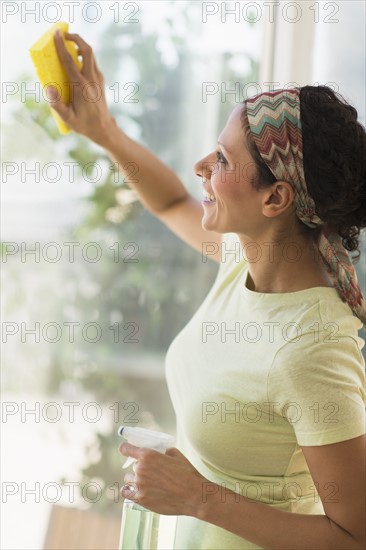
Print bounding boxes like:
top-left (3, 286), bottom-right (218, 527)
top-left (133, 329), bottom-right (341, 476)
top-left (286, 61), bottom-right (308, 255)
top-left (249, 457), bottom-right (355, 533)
top-left (245, 88), bottom-right (366, 328)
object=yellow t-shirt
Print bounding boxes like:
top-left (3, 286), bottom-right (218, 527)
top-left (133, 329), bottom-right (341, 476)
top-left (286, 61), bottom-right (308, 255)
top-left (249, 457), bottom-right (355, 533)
top-left (165, 232), bottom-right (366, 550)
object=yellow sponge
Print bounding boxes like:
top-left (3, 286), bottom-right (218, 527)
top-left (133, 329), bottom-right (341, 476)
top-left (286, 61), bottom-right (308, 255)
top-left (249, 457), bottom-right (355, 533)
top-left (29, 22), bottom-right (82, 134)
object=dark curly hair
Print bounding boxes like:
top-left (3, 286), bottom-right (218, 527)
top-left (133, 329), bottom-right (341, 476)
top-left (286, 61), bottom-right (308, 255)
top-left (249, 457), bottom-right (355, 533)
top-left (241, 85), bottom-right (366, 263)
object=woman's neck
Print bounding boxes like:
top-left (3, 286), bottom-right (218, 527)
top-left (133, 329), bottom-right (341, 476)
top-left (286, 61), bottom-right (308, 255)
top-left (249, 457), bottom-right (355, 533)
top-left (240, 232), bottom-right (334, 294)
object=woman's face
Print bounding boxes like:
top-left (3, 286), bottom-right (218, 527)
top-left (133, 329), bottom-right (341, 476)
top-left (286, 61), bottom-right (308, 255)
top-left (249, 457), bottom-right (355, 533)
top-left (194, 103), bottom-right (273, 239)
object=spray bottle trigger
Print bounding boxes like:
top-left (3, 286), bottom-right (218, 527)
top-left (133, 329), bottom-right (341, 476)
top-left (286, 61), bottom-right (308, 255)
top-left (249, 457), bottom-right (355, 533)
top-left (121, 456), bottom-right (135, 469)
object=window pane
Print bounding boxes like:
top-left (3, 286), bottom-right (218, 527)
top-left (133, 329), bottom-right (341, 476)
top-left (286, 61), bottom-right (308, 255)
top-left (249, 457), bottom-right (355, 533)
top-left (1, 3), bottom-right (265, 549)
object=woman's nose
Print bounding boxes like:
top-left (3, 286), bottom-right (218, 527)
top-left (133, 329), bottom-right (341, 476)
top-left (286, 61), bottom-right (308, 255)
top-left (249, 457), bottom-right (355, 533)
top-left (194, 157), bottom-right (204, 178)
top-left (194, 153), bottom-right (214, 179)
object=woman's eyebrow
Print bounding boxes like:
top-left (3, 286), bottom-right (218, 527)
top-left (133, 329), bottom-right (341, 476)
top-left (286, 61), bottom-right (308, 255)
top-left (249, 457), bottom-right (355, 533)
top-left (217, 141), bottom-right (232, 154)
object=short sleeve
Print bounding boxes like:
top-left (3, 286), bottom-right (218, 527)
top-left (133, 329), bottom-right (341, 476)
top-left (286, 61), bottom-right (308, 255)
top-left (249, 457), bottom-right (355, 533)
top-left (267, 332), bottom-right (366, 446)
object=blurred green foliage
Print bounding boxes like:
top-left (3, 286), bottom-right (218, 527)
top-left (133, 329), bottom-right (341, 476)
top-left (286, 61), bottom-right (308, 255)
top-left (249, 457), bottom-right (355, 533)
top-left (2, 2), bottom-right (260, 516)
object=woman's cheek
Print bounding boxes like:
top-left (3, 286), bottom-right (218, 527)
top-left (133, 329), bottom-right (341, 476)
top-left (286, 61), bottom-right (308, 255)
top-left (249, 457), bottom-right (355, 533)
top-left (215, 176), bottom-right (240, 201)
top-left (213, 169), bottom-right (232, 195)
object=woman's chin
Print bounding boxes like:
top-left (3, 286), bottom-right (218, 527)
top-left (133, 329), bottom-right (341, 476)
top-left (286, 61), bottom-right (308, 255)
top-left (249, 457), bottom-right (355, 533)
top-left (202, 215), bottom-right (216, 232)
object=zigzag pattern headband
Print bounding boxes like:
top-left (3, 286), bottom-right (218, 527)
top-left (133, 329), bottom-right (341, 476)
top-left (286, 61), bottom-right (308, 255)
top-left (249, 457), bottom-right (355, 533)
top-left (245, 88), bottom-right (366, 328)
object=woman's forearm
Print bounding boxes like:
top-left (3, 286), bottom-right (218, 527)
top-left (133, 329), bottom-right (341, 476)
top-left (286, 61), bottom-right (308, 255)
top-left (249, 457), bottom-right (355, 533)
top-left (49, 31), bottom-right (191, 214)
top-left (195, 482), bottom-right (360, 550)
top-left (99, 117), bottom-right (190, 214)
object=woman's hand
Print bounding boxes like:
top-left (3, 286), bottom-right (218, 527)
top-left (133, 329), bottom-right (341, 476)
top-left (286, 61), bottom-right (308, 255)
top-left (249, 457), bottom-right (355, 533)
top-left (119, 442), bottom-right (209, 517)
top-left (47, 29), bottom-right (115, 146)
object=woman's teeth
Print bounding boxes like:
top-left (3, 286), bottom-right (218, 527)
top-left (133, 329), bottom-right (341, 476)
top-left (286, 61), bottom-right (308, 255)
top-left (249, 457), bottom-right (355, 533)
top-left (203, 191), bottom-right (216, 202)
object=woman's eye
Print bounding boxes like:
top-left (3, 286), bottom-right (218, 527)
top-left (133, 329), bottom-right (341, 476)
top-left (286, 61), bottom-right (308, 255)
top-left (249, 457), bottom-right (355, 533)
top-left (216, 151), bottom-right (227, 164)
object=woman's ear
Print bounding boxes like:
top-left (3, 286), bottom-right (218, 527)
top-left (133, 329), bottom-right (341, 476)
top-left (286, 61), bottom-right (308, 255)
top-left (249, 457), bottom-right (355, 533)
top-left (262, 181), bottom-right (294, 218)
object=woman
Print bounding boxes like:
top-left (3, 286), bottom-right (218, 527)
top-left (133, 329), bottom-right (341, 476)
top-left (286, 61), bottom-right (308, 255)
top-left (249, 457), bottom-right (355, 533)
top-left (48, 29), bottom-right (366, 549)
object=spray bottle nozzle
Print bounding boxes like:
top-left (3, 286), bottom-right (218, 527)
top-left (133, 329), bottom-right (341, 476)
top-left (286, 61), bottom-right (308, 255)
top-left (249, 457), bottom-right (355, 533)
top-left (118, 425), bottom-right (175, 469)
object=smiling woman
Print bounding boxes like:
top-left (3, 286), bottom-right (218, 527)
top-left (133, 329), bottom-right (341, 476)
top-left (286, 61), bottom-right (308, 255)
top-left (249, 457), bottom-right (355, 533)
top-left (46, 25), bottom-right (366, 550)
top-left (194, 103), bottom-right (270, 237)
top-left (161, 88), bottom-right (366, 550)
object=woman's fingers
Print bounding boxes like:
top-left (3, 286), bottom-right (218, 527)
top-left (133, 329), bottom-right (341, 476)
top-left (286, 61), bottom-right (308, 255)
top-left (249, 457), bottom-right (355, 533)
top-left (64, 32), bottom-right (96, 79)
top-left (122, 472), bottom-right (139, 499)
top-left (119, 442), bottom-right (142, 460)
top-left (53, 29), bottom-right (83, 85)
top-left (46, 85), bottom-right (75, 126)
top-left (47, 30), bottom-right (113, 143)
top-left (123, 472), bottom-right (135, 484)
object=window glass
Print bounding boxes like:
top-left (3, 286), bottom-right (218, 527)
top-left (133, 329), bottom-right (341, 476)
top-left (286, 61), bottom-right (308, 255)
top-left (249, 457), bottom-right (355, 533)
top-left (1, 3), bottom-right (265, 548)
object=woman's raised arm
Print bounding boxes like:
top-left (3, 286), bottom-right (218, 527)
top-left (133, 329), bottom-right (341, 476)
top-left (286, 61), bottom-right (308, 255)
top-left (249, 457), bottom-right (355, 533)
top-left (48, 30), bottom-right (222, 262)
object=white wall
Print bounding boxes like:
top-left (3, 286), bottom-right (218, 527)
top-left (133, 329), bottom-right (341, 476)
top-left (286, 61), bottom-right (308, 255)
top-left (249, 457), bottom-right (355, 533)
top-left (260, 0), bottom-right (365, 123)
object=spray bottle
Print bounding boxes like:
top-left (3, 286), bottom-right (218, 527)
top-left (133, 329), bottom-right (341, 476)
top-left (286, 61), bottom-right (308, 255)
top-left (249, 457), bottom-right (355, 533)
top-left (118, 426), bottom-right (177, 550)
